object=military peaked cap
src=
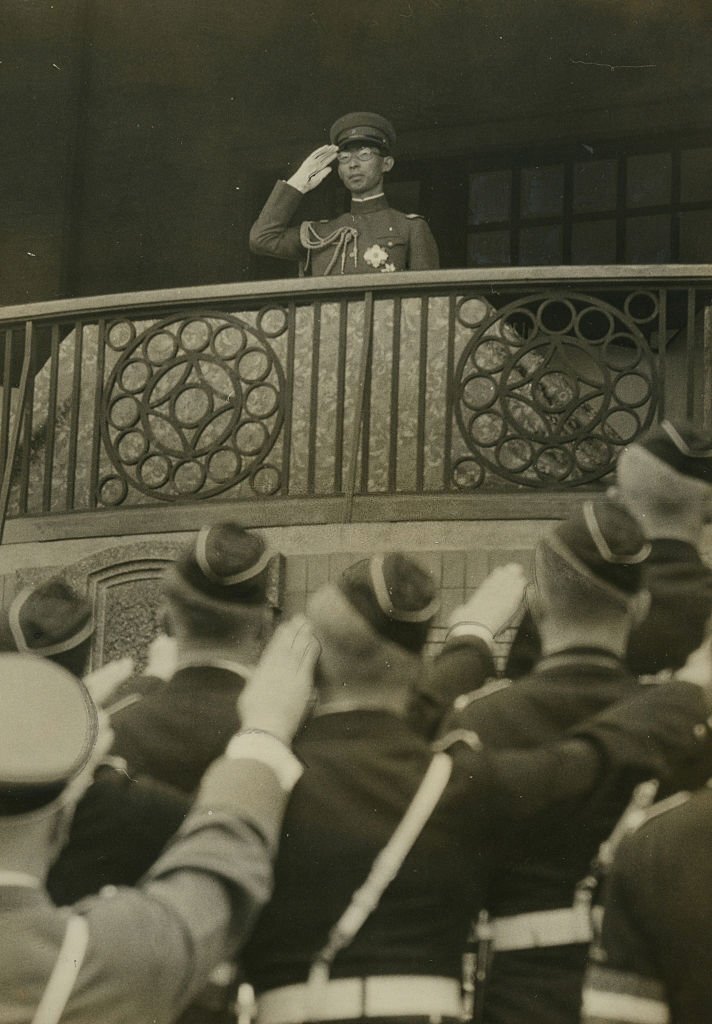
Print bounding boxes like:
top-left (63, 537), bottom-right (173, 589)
top-left (0, 654), bottom-right (98, 815)
top-left (542, 497), bottom-right (650, 596)
top-left (330, 112), bottom-right (396, 153)
top-left (634, 419), bottom-right (712, 484)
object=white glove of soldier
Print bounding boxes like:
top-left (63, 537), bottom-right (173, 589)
top-left (447, 563), bottom-right (527, 643)
top-left (239, 615), bottom-right (320, 744)
top-left (287, 145), bottom-right (339, 194)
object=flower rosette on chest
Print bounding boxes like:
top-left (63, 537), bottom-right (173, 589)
top-left (363, 244), bottom-right (396, 272)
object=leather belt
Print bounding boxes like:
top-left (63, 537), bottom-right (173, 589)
top-left (256, 975), bottom-right (462, 1023)
top-left (483, 906), bottom-right (593, 951)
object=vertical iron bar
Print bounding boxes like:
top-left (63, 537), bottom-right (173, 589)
top-left (0, 332), bottom-right (13, 479)
top-left (42, 323), bottom-right (61, 512)
top-left (359, 316), bottom-right (374, 495)
top-left (443, 292), bottom-right (457, 491)
top-left (281, 301), bottom-right (296, 496)
top-left (19, 344), bottom-right (35, 516)
top-left (686, 287), bottom-right (696, 422)
top-left (415, 297), bottom-right (429, 493)
top-left (343, 290), bottom-right (374, 522)
top-left (703, 298), bottom-right (712, 430)
top-left (66, 321), bottom-right (84, 511)
top-left (334, 299), bottom-right (348, 493)
top-left (307, 302), bottom-right (321, 496)
top-left (89, 318), bottom-right (107, 508)
top-left (657, 287), bottom-right (667, 422)
top-left (387, 296), bottom-right (402, 493)
top-left (0, 323), bottom-right (33, 545)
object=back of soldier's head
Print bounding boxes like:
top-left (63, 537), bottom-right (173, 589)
top-left (617, 420), bottom-right (712, 534)
top-left (533, 497), bottom-right (649, 630)
top-left (0, 655), bottom-right (98, 820)
top-left (0, 578), bottom-right (94, 678)
top-left (163, 521), bottom-right (272, 642)
top-left (307, 552), bottom-right (439, 689)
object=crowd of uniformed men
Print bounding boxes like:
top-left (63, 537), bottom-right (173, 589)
top-left (2, 418), bottom-right (712, 1024)
top-left (4, 113), bottom-right (712, 1024)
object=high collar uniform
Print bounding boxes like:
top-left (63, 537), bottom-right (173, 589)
top-left (440, 647), bottom-right (701, 1024)
top-left (239, 683), bottom-right (712, 1020)
top-left (109, 664), bottom-right (246, 794)
top-left (506, 538), bottom-right (712, 680)
top-left (249, 182), bottom-right (439, 275)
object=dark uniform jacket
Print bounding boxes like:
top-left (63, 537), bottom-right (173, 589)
top-left (440, 648), bottom-right (712, 1024)
top-left (506, 539), bottom-right (712, 679)
top-left (109, 664), bottom-right (246, 794)
top-left (249, 181), bottom-right (439, 275)
top-left (241, 683), bottom-right (712, 1000)
top-left (582, 783), bottom-right (712, 1024)
top-left (1, 755), bottom-right (287, 1024)
top-left (47, 768), bottom-right (189, 906)
top-left (407, 635), bottom-right (496, 739)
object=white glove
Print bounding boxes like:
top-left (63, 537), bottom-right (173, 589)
top-left (447, 563), bottom-right (527, 637)
top-left (287, 145), bottom-right (338, 194)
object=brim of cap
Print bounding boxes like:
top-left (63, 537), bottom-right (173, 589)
top-left (0, 654), bottom-right (98, 786)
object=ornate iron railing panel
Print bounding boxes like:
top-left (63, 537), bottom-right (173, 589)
top-left (0, 266), bottom-right (710, 536)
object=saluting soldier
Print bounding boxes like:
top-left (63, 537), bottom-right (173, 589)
top-left (108, 520), bottom-right (277, 795)
top-left (0, 621), bottom-right (316, 1024)
top-left (438, 496), bottom-right (710, 1024)
top-left (249, 112), bottom-right (439, 275)
top-left (506, 419), bottom-right (712, 680)
top-left (239, 551), bottom-right (712, 1024)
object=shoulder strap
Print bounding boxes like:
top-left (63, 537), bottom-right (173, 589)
top-left (33, 914), bottom-right (90, 1024)
top-left (305, 753), bottom-right (453, 1013)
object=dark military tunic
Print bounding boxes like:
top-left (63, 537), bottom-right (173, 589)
top-left (440, 648), bottom-right (712, 1024)
top-left (582, 783), bottom-right (712, 1024)
top-left (241, 684), bottom-right (712, 1009)
top-left (249, 181), bottom-right (439, 275)
top-left (48, 767), bottom-right (189, 905)
top-left (109, 664), bottom-right (246, 794)
top-left (505, 539), bottom-right (712, 679)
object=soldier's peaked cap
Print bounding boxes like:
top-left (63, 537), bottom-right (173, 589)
top-left (169, 521), bottom-right (271, 605)
top-left (541, 497), bottom-right (650, 597)
top-left (330, 112), bottom-right (396, 153)
top-left (338, 552), bottom-right (439, 652)
top-left (633, 419), bottom-right (712, 484)
top-left (0, 654), bottom-right (98, 815)
top-left (0, 577), bottom-right (93, 671)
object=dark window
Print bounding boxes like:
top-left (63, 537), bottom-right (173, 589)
top-left (466, 141), bottom-right (712, 266)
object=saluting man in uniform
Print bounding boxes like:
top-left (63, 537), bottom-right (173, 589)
top-left (239, 551), bottom-right (712, 1024)
top-left (0, 621), bottom-right (318, 1024)
top-left (249, 112), bottom-right (439, 275)
top-left (505, 419), bottom-right (712, 681)
top-left (107, 520), bottom-right (277, 795)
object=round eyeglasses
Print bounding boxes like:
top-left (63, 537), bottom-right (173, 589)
top-left (336, 147), bottom-right (383, 164)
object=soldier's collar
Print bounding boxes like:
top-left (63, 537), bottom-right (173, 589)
top-left (534, 647), bottom-right (625, 675)
top-left (349, 193), bottom-right (389, 213)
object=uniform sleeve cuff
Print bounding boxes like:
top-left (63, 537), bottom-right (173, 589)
top-left (225, 731), bottom-right (303, 791)
top-left (445, 622), bottom-right (496, 652)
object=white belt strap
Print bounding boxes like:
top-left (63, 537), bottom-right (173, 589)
top-left (33, 915), bottom-right (90, 1024)
top-left (484, 905), bottom-right (593, 952)
top-left (306, 753), bottom-right (453, 1018)
top-left (258, 976), bottom-right (462, 1024)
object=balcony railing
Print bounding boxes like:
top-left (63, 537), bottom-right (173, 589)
top-left (1, 266), bottom-right (711, 543)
